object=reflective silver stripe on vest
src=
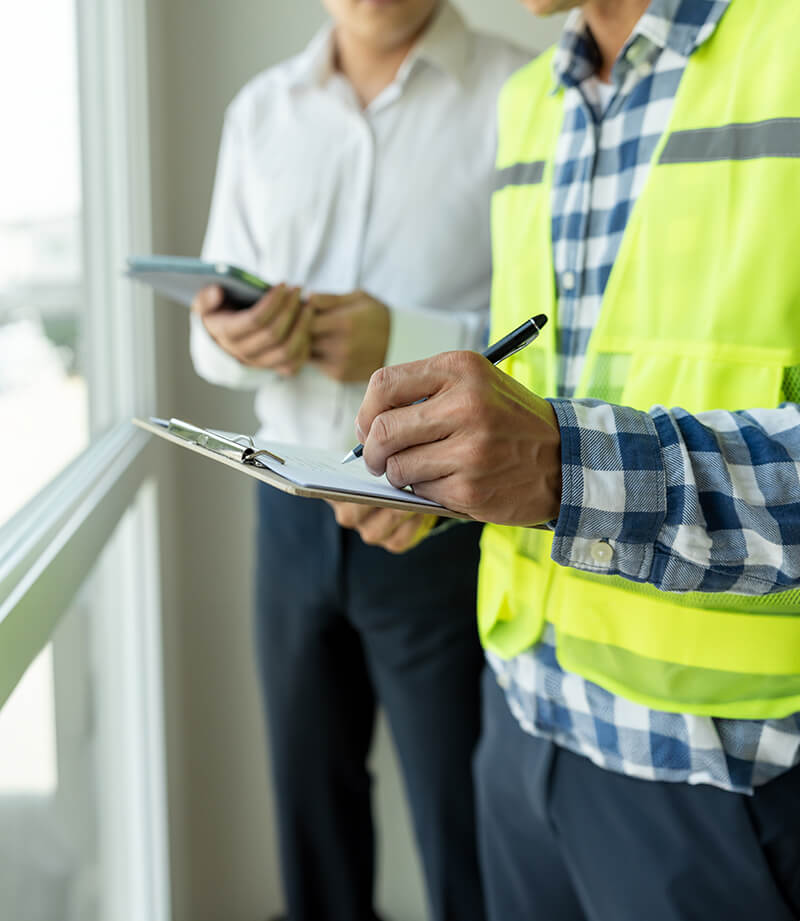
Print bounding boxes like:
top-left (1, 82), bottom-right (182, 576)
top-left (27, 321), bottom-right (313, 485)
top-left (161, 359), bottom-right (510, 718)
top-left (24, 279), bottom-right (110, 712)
top-left (493, 160), bottom-right (546, 191)
top-left (660, 118), bottom-right (800, 164)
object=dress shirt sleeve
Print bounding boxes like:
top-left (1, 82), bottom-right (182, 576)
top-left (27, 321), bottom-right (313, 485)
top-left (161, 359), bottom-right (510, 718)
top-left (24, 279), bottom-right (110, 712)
top-left (548, 398), bottom-right (800, 595)
top-left (190, 104), bottom-right (277, 391)
top-left (384, 303), bottom-right (489, 366)
top-left (190, 316), bottom-right (272, 391)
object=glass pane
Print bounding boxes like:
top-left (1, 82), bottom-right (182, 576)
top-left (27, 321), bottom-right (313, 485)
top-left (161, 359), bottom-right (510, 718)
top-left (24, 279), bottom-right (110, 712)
top-left (0, 491), bottom-right (168, 921)
top-left (0, 646), bottom-right (58, 796)
top-left (0, 0), bottom-right (89, 525)
top-left (0, 502), bottom-right (144, 921)
top-left (0, 599), bottom-right (98, 921)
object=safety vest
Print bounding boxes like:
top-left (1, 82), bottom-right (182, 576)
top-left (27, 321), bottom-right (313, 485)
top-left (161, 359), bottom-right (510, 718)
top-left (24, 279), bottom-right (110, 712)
top-left (481, 0), bottom-right (800, 720)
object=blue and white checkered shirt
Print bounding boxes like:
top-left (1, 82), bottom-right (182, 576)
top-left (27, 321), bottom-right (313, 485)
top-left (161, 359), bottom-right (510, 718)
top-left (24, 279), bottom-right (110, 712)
top-left (489, 0), bottom-right (800, 794)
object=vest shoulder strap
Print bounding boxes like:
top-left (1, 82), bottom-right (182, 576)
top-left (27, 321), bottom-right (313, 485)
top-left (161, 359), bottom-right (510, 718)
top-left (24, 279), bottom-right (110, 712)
top-left (496, 47), bottom-right (560, 170)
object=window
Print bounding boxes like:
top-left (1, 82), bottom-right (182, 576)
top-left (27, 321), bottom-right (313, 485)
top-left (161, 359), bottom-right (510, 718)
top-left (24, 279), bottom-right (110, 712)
top-left (0, 0), bottom-right (89, 525)
top-left (0, 646), bottom-right (58, 796)
top-left (0, 490), bottom-right (168, 921)
top-left (0, 0), bottom-right (169, 918)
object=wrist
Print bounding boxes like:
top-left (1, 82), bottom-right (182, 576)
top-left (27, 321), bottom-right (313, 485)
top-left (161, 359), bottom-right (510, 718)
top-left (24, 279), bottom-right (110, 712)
top-left (539, 399), bottom-right (563, 523)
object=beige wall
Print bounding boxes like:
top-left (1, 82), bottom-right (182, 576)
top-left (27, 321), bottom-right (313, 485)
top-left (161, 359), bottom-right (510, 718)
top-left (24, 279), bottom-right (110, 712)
top-left (146, 3), bottom-right (564, 919)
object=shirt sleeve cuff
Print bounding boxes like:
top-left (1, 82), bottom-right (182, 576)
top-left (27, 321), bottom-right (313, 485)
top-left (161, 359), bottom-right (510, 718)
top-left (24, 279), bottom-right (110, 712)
top-left (384, 305), bottom-right (487, 368)
top-left (189, 314), bottom-right (272, 390)
top-left (548, 398), bottom-right (667, 582)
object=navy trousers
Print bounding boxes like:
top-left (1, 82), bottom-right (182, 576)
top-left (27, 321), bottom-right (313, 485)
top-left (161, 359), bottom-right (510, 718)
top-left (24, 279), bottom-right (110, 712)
top-left (254, 487), bottom-right (487, 921)
top-left (475, 669), bottom-right (800, 921)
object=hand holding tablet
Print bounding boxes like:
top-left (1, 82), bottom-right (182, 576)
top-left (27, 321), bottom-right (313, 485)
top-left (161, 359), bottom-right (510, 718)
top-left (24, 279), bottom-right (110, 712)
top-left (125, 254), bottom-right (271, 310)
top-left (126, 255), bottom-right (311, 375)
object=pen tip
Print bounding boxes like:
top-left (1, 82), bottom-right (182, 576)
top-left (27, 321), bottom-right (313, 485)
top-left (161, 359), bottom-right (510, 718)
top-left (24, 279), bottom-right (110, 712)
top-left (341, 451), bottom-right (355, 464)
top-left (533, 314), bottom-right (548, 329)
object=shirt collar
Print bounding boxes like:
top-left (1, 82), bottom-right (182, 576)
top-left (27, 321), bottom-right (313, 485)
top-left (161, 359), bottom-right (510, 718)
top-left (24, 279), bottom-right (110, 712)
top-left (551, 0), bottom-right (731, 93)
top-left (284, 24), bottom-right (337, 90)
top-left (285, 1), bottom-right (470, 92)
top-left (399, 1), bottom-right (471, 87)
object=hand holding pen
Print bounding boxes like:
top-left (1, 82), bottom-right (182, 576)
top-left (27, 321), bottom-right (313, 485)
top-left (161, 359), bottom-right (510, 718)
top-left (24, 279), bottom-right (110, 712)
top-left (342, 314), bottom-right (548, 464)
top-left (351, 313), bottom-right (563, 527)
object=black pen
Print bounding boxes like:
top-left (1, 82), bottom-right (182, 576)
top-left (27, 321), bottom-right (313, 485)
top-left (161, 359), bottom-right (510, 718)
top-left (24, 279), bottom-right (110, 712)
top-left (341, 314), bottom-right (548, 464)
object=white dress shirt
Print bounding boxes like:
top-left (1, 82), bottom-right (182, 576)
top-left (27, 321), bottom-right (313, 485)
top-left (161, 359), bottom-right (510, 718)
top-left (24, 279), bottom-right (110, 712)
top-left (191, 2), bottom-right (530, 453)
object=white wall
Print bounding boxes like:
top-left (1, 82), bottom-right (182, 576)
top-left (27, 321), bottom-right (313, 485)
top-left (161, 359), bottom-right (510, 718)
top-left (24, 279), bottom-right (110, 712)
top-left (146, 3), bottom-right (564, 920)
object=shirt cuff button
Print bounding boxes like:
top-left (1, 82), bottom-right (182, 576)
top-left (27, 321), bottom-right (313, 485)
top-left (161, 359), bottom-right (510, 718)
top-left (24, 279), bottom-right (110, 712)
top-left (590, 540), bottom-right (614, 565)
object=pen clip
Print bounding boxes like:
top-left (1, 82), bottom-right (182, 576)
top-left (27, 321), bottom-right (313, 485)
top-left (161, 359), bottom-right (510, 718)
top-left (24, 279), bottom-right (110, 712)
top-left (495, 341), bottom-right (529, 362)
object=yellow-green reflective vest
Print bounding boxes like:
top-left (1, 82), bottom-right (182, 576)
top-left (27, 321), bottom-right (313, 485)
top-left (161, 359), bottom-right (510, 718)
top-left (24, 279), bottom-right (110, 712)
top-left (481, 0), bottom-right (800, 720)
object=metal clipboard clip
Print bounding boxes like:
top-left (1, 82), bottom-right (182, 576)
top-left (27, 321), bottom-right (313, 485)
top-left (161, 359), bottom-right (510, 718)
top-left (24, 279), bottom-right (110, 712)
top-left (150, 417), bottom-right (285, 467)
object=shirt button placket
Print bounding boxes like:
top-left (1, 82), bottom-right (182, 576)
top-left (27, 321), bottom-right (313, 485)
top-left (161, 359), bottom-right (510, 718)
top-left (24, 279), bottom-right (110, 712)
top-left (352, 115), bottom-right (376, 288)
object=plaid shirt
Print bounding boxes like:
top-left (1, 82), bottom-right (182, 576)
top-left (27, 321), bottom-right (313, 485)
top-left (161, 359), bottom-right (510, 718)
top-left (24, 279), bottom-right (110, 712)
top-left (490, 0), bottom-right (800, 794)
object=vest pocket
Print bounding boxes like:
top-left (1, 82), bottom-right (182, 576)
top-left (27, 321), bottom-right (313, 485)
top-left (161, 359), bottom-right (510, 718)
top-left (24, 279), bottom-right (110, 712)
top-left (618, 350), bottom-right (784, 415)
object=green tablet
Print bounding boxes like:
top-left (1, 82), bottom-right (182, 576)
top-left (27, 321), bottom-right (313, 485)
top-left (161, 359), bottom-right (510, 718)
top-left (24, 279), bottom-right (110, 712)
top-left (126, 255), bottom-right (271, 310)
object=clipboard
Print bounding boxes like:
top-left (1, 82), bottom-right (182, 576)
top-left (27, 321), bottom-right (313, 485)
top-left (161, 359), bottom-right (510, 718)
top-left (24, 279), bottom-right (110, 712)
top-left (134, 417), bottom-right (471, 519)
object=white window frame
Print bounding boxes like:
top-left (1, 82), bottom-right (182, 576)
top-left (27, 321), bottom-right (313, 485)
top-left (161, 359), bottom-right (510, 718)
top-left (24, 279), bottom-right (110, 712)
top-left (0, 0), bottom-right (170, 918)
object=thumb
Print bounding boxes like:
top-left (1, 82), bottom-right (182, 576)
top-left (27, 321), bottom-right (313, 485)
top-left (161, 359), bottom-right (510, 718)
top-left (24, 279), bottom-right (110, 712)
top-left (192, 284), bottom-right (225, 315)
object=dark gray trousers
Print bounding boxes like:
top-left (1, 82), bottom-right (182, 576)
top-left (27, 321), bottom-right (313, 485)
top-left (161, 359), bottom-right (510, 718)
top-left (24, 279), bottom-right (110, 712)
top-left (475, 669), bottom-right (800, 921)
top-left (255, 486), bottom-right (486, 921)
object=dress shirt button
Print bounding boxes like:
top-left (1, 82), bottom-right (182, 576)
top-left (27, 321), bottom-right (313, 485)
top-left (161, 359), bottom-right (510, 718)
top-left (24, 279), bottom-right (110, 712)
top-left (562, 270), bottom-right (576, 292)
top-left (496, 671), bottom-right (511, 690)
top-left (590, 540), bottom-right (614, 565)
